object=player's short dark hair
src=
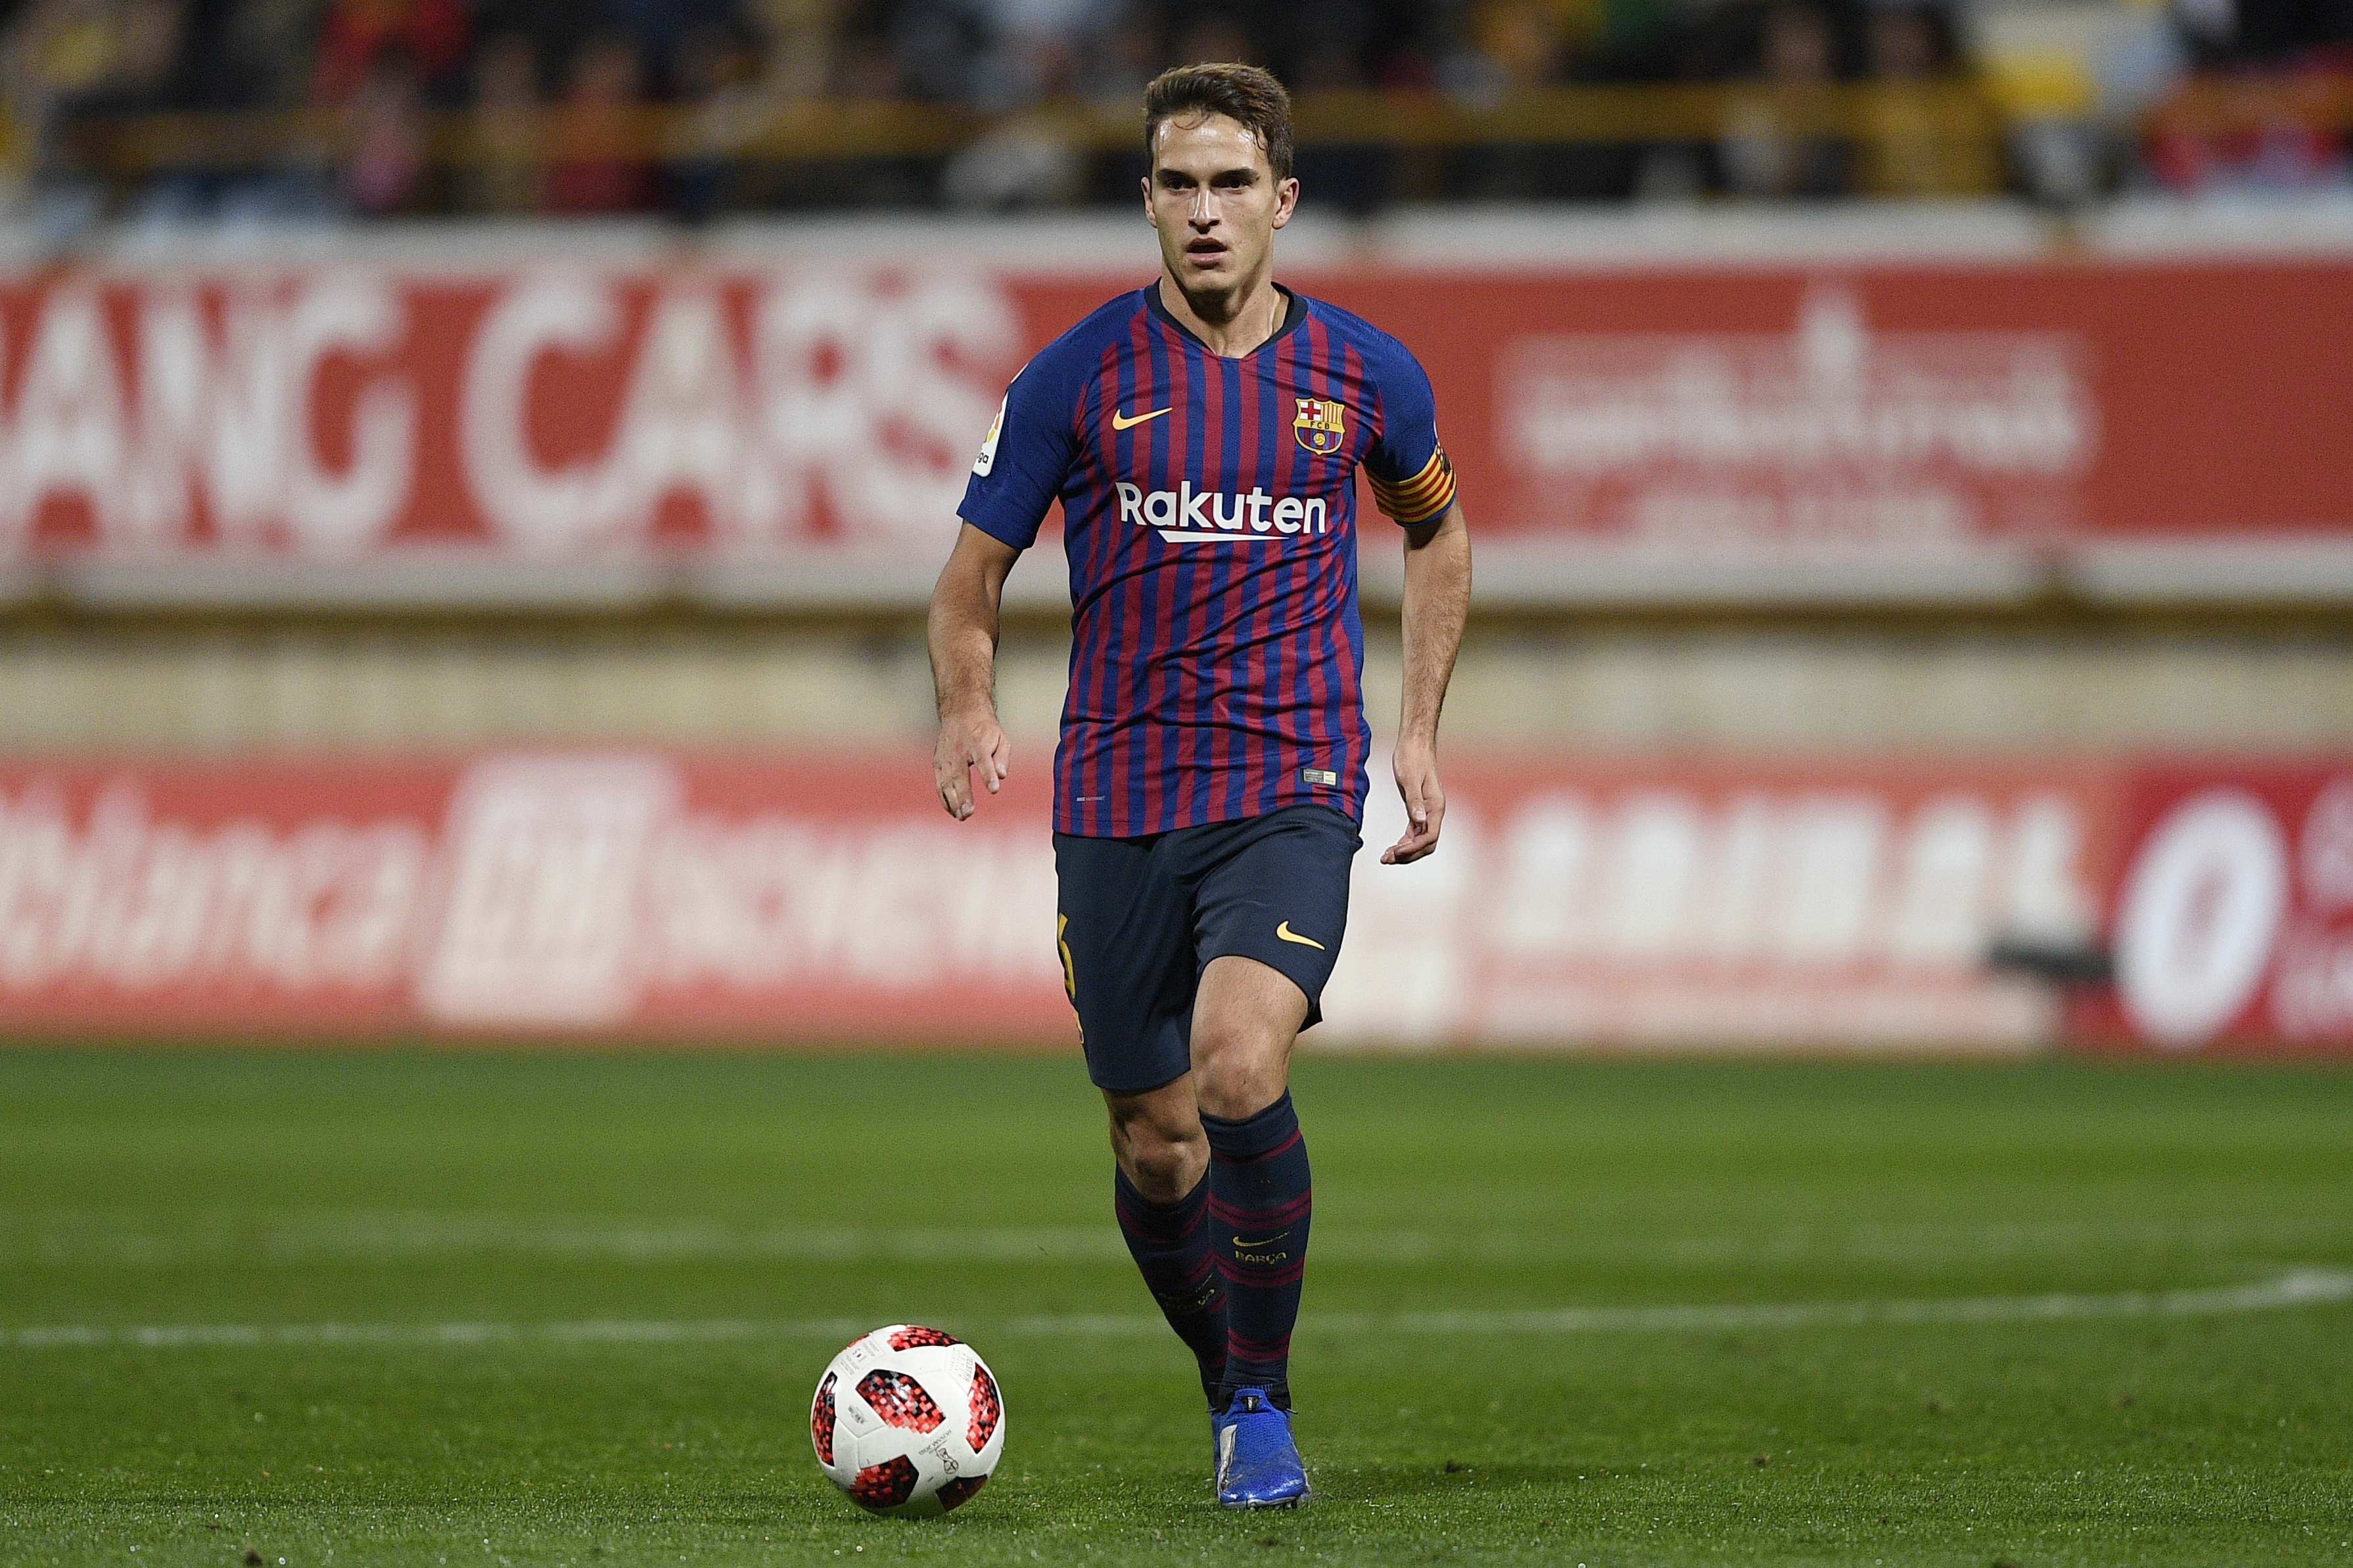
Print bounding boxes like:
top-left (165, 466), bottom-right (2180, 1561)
top-left (1142, 63), bottom-right (1293, 184)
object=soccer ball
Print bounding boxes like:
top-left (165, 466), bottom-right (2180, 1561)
top-left (810, 1325), bottom-right (1004, 1516)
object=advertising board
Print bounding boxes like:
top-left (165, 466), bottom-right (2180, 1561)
top-left (0, 747), bottom-right (2149, 1051)
top-left (0, 248), bottom-right (2344, 603)
top-left (0, 752), bottom-right (1064, 1040)
top-left (2078, 762), bottom-right (2353, 1053)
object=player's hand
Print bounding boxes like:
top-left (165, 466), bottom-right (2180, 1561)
top-left (1383, 739), bottom-right (1445, 864)
top-left (935, 708), bottom-right (1011, 821)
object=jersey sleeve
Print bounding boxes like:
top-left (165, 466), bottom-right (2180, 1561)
top-left (958, 345), bottom-right (1086, 551)
top-left (1361, 339), bottom-right (1457, 528)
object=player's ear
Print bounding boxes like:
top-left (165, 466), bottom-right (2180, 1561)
top-left (1142, 172), bottom-right (1157, 225)
top-left (1271, 176), bottom-right (1299, 229)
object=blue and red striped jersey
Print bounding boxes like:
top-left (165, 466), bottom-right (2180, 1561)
top-left (960, 284), bottom-right (1455, 839)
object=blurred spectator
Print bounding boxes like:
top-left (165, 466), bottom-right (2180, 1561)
top-left (1079, 2), bottom-right (1161, 103)
top-left (471, 0), bottom-right (595, 93)
top-left (604, 0), bottom-right (747, 97)
top-left (1447, 0), bottom-right (1573, 199)
top-left (544, 32), bottom-right (654, 211)
top-left (1721, 0), bottom-right (1855, 196)
top-left (43, 0), bottom-right (2350, 218)
top-left (313, 0), bottom-right (471, 104)
top-left (890, 0), bottom-right (989, 101)
top-left (5, 0), bottom-right (188, 114)
top-left (172, 0), bottom-right (315, 109)
top-left (941, 108), bottom-right (1086, 203)
top-left (1868, 3), bottom-right (1943, 80)
top-left (460, 30), bottom-right (543, 212)
top-left (338, 45), bottom-right (427, 211)
top-left (747, 0), bottom-right (845, 101)
top-left (666, 18), bottom-right (768, 218)
top-left (2144, 55), bottom-right (2352, 190)
top-left (1467, 0), bottom-right (1572, 93)
top-left (1286, 0), bottom-right (1393, 212)
top-left (3, 0), bottom-right (188, 204)
top-left (1859, 0), bottom-right (1998, 195)
top-left (2141, 0), bottom-right (2353, 191)
top-left (118, 0), bottom-right (194, 104)
top-left (969, 0), bottom-right (1099, 110)
top-left (941, 0), bottom-right (1086, 205)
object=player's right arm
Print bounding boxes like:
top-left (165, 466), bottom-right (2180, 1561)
top-left (929, 327), bottom-right (1090, 820)
top-left (928, 522), bottom-right (1021, 821)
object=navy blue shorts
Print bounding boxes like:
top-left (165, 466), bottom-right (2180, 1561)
top-left (1053, 804), bottom-right (1361, 1095)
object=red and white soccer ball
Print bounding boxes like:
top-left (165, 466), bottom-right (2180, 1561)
top-left (810, 1325), bottom-right (1005, 1517)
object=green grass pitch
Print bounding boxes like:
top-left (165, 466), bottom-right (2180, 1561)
top-left (4, 1049), bottom-right (2352, 1567)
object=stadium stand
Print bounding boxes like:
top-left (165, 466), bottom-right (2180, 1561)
top-left (0, 0), bottom-right (2347, 218)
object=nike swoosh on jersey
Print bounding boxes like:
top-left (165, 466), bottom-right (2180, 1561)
top-left (1111, 405), bottom-right (1173, 430)
top-left (1232, 1233), bottom-right (1291, 1249)
top-left (1275, 921), bottom-right (1325, 950)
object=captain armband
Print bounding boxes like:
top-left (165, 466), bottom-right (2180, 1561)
top-left (1368, 448), bottom-right (1456, 527)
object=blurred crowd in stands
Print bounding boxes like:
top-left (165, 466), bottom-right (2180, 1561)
top-left (0, 0), bottom-right (2346, 220)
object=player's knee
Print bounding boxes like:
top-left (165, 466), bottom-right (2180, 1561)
top-left (1107, 1095), bottom-right (1206, 1199)
top-left (1119, 1123), bottom-right (1203, 1199)
top-left (1127, 1138), bottom-right (1198, 1199)
top-left (1190, 1041), bottom-right (1286, 1122)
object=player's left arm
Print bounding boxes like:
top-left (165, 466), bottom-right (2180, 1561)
top-left (1363, 333), bottom-right (1472, 866)
top-left (1386, 499), bottom-right (1471, 865)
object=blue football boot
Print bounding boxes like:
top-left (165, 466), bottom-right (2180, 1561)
top-left (1212, 1387), bottom-right (1309, 1508)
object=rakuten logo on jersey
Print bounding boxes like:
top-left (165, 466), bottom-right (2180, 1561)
top-left (1115, 480), bottom-right (1330, 544)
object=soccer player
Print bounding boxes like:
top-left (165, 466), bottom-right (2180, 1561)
top-left (926, 62), bottom-right (1472, 1510)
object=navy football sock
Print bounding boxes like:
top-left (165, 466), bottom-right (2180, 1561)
top-left (1201, 1091), bottom-right (1311, 1410)
top-left (1113, 1166), bottom-right (1227, 1405)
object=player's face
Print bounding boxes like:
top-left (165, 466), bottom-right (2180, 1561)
top-left (1144, 112), bottom-right (1297, 299)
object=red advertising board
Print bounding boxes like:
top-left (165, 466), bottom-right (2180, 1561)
top-left (2076, 761), bottom-right (2353, 1053)
top-left (0, 752), bottom-right (1067, 1041)
top-left (0, 251), bottom-right (2344, 599)
top-left (1328, 752), bottom-right (2120, 1050)
top-left (0, 747), bottom-right (2160, 1051)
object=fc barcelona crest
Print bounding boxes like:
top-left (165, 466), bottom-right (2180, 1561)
top-left (1293, 397), bottom-right (1346, 455)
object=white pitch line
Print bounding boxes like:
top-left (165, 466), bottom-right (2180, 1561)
top-left (0, 1219), bottom-right (1134, 1267)
top-left (11, 1212), bottom-right (2348, 1269)
top-left (6, 1268), bottom-right (2348, 1352)
top-left (1343, 1266), bottom-right (2353, 1335)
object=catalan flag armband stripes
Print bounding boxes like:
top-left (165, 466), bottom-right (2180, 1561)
top-left (1368, 447), bottom-right (1456, 527)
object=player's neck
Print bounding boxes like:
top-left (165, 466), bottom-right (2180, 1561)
top-left (1157, 272), bottom-right (1284, 359)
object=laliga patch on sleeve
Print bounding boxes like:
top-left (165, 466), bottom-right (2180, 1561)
top-left (972, 394), bottom-right (1007, 476)
top-left (1300, 768), bottom-right (1339, 788)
